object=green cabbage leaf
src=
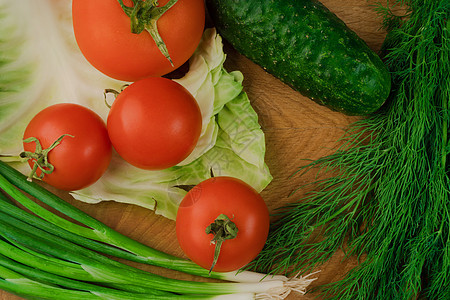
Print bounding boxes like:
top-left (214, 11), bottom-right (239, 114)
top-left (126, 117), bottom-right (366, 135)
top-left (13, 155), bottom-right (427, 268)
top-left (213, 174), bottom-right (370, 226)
top-left (0, 1), bottom-right (124, 156)
top-left (0, 1), bottom-right (272, 220)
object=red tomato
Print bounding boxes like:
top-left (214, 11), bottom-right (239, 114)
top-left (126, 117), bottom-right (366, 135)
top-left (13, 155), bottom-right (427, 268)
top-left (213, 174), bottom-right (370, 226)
top-left (72, 0), bottom-right (205, 81)
top-left (176, 177), bottom-right (270, 272)
top-left (22, 103), bottom-right (112, 191)
top-left (107, 77), bottom-right (202, 170)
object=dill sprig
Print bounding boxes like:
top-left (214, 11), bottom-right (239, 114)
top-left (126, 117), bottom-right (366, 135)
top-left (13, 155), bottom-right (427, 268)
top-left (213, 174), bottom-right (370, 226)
top-left (248, 1), bottom-right (450, 299)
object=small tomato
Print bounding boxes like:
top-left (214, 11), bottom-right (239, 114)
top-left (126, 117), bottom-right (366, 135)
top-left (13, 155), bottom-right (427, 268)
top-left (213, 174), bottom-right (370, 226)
top-left (22, 103), bottom-right (112, 191)
top-left (72, 0), bottom-right (205, 81)
top-left (176, 177), bottom-right (270, 272)
top-left (106, 77), bottom-right (202, 170)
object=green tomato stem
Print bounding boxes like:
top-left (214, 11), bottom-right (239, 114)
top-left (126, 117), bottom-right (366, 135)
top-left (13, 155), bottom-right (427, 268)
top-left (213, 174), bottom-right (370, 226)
top-left (19, 134), bottom-right (73, 181)
top-left (117, 0), bottom-right (178, 66)
top-left (206, 214), bottom-right (239, 274)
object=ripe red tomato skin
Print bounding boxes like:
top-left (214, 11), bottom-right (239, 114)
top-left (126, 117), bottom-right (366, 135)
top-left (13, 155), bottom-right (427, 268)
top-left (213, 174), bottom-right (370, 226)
top-left (72, 0), bottom-right (205, 81)
top-left (23, 103), bottom-right (112, 191)
top-left (106, 77), bottom-right (202, 170)
top-left (176, 177), bottom-right (270, 272)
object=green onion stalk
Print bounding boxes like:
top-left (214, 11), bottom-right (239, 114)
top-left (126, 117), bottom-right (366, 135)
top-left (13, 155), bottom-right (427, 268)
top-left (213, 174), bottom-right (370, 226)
top-left (0, 160), bottom-right (287, 282)
top-left (0, 161), bottom-right (315, 299)
top-left (0, 262), bottom-right (256, 300)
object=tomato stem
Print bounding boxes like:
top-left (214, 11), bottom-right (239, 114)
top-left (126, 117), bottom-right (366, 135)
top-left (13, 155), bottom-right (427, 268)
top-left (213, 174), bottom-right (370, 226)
top-left (20, 134), bottom-right (74, 182)
top-left (205, 214), bottom-right (238, 274)
top-left (116, 0), bottom-right (179, 66)
top-left (104, 85), bottom-right (129, 108)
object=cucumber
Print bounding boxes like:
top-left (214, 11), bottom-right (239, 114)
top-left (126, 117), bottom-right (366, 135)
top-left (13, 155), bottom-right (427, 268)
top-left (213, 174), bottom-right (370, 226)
top-left (206, 0), bottom-right (391, 115)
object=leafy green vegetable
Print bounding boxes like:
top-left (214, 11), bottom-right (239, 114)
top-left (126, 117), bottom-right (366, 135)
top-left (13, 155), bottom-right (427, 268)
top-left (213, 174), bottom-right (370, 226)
top-left (0, 1), bottom-right (124, 159)
top-left (248, 1), bottom-right (450, 299)
top-left (0, 1), bottom-right (272, 220)
top-left (72, 28), bottom-right (272, 220)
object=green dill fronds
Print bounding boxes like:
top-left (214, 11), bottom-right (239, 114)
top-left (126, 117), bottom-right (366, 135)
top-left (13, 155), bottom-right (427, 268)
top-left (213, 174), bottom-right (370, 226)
top-left (248, 1), bottom-right (450, 299)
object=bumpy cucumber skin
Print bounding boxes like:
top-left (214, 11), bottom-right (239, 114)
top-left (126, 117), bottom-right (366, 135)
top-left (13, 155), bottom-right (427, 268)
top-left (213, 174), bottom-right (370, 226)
top-left (206, 0), bottom-right (391, 115)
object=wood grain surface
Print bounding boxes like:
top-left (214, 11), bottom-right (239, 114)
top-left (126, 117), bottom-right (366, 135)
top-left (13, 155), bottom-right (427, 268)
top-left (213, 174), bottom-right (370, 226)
top-left (0, 0), bottom-right (393, 299)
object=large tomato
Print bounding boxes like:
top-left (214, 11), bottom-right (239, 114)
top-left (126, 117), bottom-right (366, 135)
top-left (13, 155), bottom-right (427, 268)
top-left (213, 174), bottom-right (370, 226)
top-left (22, 103), bottom-right (112, 191)
top-left (106, 77), bottom-right (202, 170)
top-left (176, 177), bottom-right (270, 272)
top-left (72, 0), bottom-right (205, 81)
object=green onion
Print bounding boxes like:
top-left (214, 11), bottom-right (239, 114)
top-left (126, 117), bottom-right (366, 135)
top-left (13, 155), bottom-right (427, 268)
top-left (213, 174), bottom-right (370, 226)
top-left (0, 203), bottom-right (287, 296)
top-left (0, 263), bottom-right (257, 300)
top-left (0, 253), bottom-right (174, 299)
top-left (0, 161), bottom-right (286, 283)
top-left (0, 193), bottom-right (152, 265)
top-left (0, 161), bottom-right (315, 299)
top-left (0, 216), bottom-right (258, 295)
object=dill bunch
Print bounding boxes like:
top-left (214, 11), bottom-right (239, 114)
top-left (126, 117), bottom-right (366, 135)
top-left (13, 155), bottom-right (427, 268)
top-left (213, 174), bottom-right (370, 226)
top-left (248, 1), bottom-right (450, 299)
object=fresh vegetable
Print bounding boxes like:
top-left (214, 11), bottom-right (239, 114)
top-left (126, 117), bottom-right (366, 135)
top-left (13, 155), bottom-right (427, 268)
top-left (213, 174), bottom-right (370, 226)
top-left (0, 161), bottom-right (282, 283)
top-left (0, 161), bottom-right (316, 299)
top-left (206, 0), bottom-right (391, 115)
top-left (73, 28), bottom-right (273, 219)
top-left (72, 0), bottom-right (205, 81)
top-left (21, 103), bottom-right (112, 191)
top-left (0, 1), bottom-right (124, 158)
top-left (0, 0), bottom-right (272, 219)
top-left (176, 177), bottom-right (270, 273)
top-left (107, 77), bottom-right (202, 170)
top-left (249, 1), bottom-right (450, 299)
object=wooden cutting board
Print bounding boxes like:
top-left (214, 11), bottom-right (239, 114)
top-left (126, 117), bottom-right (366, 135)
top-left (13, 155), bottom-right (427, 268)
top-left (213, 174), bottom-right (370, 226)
top-left (0, 0), bottom-right (392, 299)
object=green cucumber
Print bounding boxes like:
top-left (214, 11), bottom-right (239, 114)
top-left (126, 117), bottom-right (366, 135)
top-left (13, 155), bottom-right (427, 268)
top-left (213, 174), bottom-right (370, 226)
top-left (206, 0), bottom-right (391, 115)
